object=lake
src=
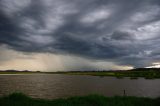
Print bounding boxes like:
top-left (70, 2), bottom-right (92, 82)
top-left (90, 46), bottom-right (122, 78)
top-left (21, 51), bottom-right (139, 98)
top-left (0, 74), bottom-right (160, 99)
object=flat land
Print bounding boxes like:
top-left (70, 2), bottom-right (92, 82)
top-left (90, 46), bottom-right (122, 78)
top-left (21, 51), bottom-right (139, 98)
top-left (1, 70), bottom-right (160, 79)
top-left (53, 70), bottom-right (160, 79)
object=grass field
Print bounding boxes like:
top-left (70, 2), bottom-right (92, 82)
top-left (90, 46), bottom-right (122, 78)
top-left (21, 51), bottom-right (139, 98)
top-left (1, 70), bottom-right (160, 79)
top-left (0, 93), bottom-right (159, 106)
top-left (53, 70), bottom-right (160, 79)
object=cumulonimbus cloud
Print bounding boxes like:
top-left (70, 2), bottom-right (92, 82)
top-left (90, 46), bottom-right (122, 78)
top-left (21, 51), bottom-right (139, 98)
top-left (0, 0), bottom-right (160, 68)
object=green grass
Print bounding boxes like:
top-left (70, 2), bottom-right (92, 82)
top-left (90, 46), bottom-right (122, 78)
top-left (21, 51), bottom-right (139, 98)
top-left (0, 93), bottom-right (159, 106)
top-left (54, 71), bottom-right (160, 79)
top-left (1, 70), bottom-right (160, 79)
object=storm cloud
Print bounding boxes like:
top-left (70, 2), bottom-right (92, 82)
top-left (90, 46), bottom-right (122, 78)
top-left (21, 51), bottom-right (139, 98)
top-left (0, 0), bottom-right (160, 69)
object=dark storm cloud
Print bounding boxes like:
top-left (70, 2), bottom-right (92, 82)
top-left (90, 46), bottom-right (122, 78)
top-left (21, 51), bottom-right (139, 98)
top-left (0, 0), bottom-right (160, 68)
top-left (110, 31), bottom-right (134, 40)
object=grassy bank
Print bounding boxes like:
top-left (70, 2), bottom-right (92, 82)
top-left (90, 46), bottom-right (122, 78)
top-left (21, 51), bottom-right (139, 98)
top-left (1, 69), bottom-right (160, 79)
top-left (54, 71), bottom-right (160, 79)
top-left (0, 93), bottom-right (159, 106)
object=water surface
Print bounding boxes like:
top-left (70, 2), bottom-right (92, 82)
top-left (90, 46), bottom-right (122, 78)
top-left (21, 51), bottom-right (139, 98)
top-left (0, 74), bottom-right (160, 99)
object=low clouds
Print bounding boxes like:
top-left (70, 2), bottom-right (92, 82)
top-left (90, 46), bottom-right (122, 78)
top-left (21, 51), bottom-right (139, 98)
top-left (0, 0), bottom-right (160, 69)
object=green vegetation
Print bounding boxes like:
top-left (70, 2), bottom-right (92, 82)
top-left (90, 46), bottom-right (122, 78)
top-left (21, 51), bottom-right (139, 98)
top-left (54, 70), bottom-right (160, 79)
top-left (0, 93), bottom-right (159, 106)
top-left (1, 68), bottom-right (160, 79)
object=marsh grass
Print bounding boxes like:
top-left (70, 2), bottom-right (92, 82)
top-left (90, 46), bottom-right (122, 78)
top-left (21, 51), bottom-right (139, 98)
top-left (1, 70), bottom-right (160, 79)
top-left (57, 71), bottom-right (160, 79)
top-left (0, 93), bottom-right (159, 106)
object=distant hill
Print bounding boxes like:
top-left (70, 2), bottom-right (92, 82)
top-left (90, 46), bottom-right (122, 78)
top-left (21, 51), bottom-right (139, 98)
top-left (0, 70), bottom-right (32, 72)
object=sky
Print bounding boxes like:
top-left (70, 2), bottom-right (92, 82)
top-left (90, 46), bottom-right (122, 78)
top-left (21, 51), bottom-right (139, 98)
top-left (0, 0), bottom-right (160, 71)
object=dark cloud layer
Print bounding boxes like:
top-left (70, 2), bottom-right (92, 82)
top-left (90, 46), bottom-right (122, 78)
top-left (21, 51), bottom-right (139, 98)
top-left (0, 0), bottom-right (160, 68)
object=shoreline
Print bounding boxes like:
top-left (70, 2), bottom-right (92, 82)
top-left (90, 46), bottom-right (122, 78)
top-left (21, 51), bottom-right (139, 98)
top-left (0, 93), bottom-right (159, 106)
top-left (0, 70), bottom-right (160, 79)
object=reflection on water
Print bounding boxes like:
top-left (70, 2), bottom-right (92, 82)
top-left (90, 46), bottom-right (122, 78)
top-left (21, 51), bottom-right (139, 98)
top-left (0, 74), bottom-right (160, 99)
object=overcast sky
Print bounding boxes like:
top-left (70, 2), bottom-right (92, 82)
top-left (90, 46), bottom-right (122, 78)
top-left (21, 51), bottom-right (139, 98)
top-left (0, 0), bottom-right (160, 71)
